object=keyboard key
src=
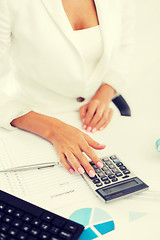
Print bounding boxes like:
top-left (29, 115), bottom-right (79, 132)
top-left (64, 223), bottom-right (77, 233)
top-left (39, 231), bottom-right (50, 239)
top-left (3, 214), bottom-right (13, 223)
top-left (11, 219), bottom-right (22, 228)
top-left (31, 218), bottom-right (42, 227)
top-left (14, 210), bottom-right (24, 218)
top-left (40, 222), bottom-right (50, 231)
top-left (22, 213), bottom-right (33, 223)
top-left (5, 206), bottom-right (15, 215)
top-left (17, 232), bottom-right (29, 240)
top-left (0, 223), bottom-right (10, 232)
top-left (59, 230), bottom-right (72, 240)
top-left (8, 227), bottom-right (19, 236)
top-left (49, 226), bottom-right (60, 235)
top-left (52, 218), bottom-right (66, 228)
top-left (41, 212), bottom-right (54, 222)
top-left (0, 202), bottom-right (6, 211)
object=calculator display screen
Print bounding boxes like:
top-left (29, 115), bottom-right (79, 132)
top-left (103, 180), bottom-right (138, 194)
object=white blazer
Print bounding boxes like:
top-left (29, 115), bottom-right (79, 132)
top-left (0, 0), bottom-right (135, 130)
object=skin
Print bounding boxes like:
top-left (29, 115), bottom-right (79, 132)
top-left (11, 0), bottom-right (116, 177)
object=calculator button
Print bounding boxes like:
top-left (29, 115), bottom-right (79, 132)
top-left (102, 166), bottom-right (108, 171)
top-left (119, 166), bottom-right (127, 171)
top-left (104, 170), bottom-right (112, 175)
top-left (108, 164), bottom-right (115, 169)
top-left (113, 159), bottom-right (121, 164)
top-left (122, 175), bottom-right (129, 179)
top-left (21, 223), bottom-right (31, 232)
top-left (115, 172), bottom-right (123, 177)
top-left (30, 227), bottom-right (40, 237)
top-left (109, 155), bottom-right (117, 160)
top-left (93, 179), bottom-right (100, 184)
top-left (112, 168), bottom-right (120, 174)
top-left (111, 178), bottom-right (118, 182)
top-left (0, 232), bottom-right (7, 240)
top-left (104, 160), bottom-right (112, 165)
top-left (108, 174), bottom-right (115, 179)
top-left (96, 183), bottom-right (103, 187)
top-left (104, 180), bottom-right (111, 184)
top-left (98, 173), bottom-right (105, 178)
top-left (95, 169), bottom-right (101, 173)
top-left (17, 232), bottom-right (29, 240)
top-left (123, 170), bottom-right (130, 174)
top-left (3, 214), bottom-right (13, 223)
top-left (116, 162), bottom-right (123, 167)
top-left (8, 227), bottom-right (19, 236)
top-left (101, 176), bottom-right (109, 181)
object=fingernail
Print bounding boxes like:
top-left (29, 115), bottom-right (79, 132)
top-left (87, 126), bottom-right (92, 132)
top-left (83, 125), bottom-right (87, 130)
top-left (88, 170), bottom-right (95, 177)
top-left (69, 168), bottom-right (75, 174)
top-left (98, 144), bottom-right (106, 147)
top-left (92, 128), bottom-right (97, 133)
top-left (78, 167), bottom-right (85, 174)
top-left (82, 118), bottom-right (85, 123)
top-left (99, 127), bottom-right (104, 131)
top-left (97, 162), bottom-right (103, 168)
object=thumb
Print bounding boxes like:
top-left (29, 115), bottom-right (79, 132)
top-left (85, 135), bottom-right (106, 149)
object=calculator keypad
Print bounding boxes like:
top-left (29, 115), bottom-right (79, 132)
top-left (89, 155), bottom-right (132, 188)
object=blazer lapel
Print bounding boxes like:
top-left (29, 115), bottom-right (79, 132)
top-left (40, 0), bottom-right (84, 61)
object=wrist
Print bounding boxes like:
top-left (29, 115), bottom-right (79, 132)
top-left (93, 83), bottom-right (116, 103)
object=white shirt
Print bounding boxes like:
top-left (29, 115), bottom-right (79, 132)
top-left (73, 25), bottom-right (103, 94)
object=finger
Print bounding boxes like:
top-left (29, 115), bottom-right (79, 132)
top-left (88, 104), bottom-right (105, 132)
top-left (65, 152), bottom-right (85, 175)
top-left (81, 144), bottom-right (104, 169)
top-left (79, 104), bottom-right (88, 122)
top-left (59, 153), bottom-right (75, 174)
top-left (83, 103), bottom-right (98, 131)
top-left (84, 134), bottom-right (106, 149)
top-left (96, 108), bottom-right (114, 131)
top-left (76, 150), bottom-right (96, 177)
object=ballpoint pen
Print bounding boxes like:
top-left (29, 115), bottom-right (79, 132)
top-left (0, 162), bottom-right (59, 173)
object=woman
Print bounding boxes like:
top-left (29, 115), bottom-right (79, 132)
top-left (0, 0), bottom-right (135, 177)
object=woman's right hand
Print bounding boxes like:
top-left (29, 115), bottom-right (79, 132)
top-left (11, 111), bottom-right (105, 177)
top-left (47, 120), bottom-right (105, 177)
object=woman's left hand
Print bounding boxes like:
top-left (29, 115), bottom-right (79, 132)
top-left (79, 83), bottom-right (116, 133)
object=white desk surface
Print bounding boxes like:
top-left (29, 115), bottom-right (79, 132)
top-left (0, 111), bottom-right (160, 240)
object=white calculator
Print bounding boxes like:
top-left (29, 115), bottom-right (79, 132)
top-left (82, 155), bottom-right (149, 203)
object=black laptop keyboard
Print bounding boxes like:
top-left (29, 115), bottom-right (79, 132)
top-left (0, 190), bottom-right (84, 240)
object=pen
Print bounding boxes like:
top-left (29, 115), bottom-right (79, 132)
top-left (0, 162), bottom-right (59, 173)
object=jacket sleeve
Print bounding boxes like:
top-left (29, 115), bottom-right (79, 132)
top-left (102, 0), bottom-right (136, 93)
top-left (0, 0), bottom-right (31, 130)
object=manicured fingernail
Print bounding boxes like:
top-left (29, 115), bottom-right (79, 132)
top-left (69, 168), bottom-right (75, 174)
top-left (98, 144), bottom-right (106, 147)
top-left (97, 162), bottom-right (103, 168)
top-left (99, 127), bottom-right (104, 131)
top-left (88, 170), bottom-right (95, 177)
top-left (82, 118), bottom-right (85, 123)
top-left (92, 128), bottom-right (97, 133)
top-left (87, 126), bottom-right (92, 132)
top-left (78, 167), bottom-right (85, 174)
top-left (83, 125), bottom-right (87, 130)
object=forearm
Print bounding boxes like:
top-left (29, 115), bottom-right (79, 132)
top-left (10, 111), bottom-right (62, 142)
